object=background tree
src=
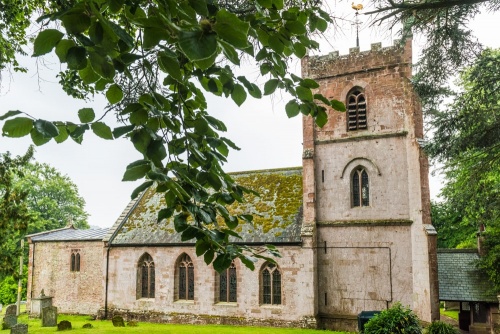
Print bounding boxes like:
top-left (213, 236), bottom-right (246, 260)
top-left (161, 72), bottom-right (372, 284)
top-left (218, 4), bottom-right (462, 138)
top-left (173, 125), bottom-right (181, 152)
top-left (426, 48), bottom-right (500, 290)
top-left (0, 151), bottom-right (89, 304)
top-left (0, 147), bottom-right (34, 277)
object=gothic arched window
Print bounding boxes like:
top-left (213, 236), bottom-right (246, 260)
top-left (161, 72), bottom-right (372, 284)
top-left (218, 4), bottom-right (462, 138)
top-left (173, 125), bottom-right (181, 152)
top-left (352, 167), bottom-right (369, 207)
top-left (261, 263), bottom-right (281, 305)
top-left (177, 254), bottom-right (194, 300)
top-left (70, 250), bottom-right (80, 272)
top-left (219, 261), bottom-right (237, 302)
top-left (347, 87), bottom-right (367, 131)
top-left (137, 253), bottom-right (155, 299)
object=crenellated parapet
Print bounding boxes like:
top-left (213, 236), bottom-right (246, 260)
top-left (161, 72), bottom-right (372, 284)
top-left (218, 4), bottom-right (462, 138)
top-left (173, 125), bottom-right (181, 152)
top-left (302, 39), bottom-right (412, 80)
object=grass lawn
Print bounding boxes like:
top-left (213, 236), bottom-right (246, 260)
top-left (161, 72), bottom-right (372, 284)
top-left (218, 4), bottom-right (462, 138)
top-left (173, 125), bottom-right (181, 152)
top-left (440, 307), bottom-right (459, 320)
top-left (6, 314), bottom-right (351, 334)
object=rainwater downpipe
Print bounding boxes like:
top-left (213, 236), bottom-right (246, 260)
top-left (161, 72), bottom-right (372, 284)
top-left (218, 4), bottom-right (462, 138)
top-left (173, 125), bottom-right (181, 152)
top-left (104, 245), bottom-right (111, 319)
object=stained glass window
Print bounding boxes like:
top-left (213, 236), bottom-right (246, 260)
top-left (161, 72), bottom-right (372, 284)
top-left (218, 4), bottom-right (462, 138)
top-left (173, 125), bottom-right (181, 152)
top-left (178, 254), bottom-right (194, 300)
top-left (347, 88), bottom-right (367, 131)
top-left (137, 253), bottom-right (155, 299)
top-left (261, 263), bottom-right (281, 305)
top-left (352, 167), bottom-right (369, 207)
top-left (219, 262), bottom-right (237, 302)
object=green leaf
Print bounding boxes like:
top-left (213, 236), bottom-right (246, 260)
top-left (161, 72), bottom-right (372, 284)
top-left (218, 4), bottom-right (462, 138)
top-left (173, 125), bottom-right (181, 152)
top-left (113, 125), bottom-right (135, 138)
top-left (231, 84), bottom-right (247, 106)
top-left (315, 108), bottom-right (328, 127)
top-left (106, 84), bottom-right (123, 104)
top-left (143, 27), bottom-right (167, 49)
top-left (89, 52), bottom-right (115, 79)
top-left (268, 34), bottom-right (284, 54)
top-left (2, 117), bottom-right (33, 137)
top-left (0, 110), bottom-right (22, 121)
top-left (55, 39), bottom-right (76, 62)
top-left (195, 239), bottom-right (211, 256)
top-left (30, 128), bottom-right (51, 146)
top-left (204, 249), bottom-right (215, 264)
top-left (146, 139), bottom-right (167, 166)
top-left (78, 108), bottom-right (95, 123)
top-left (293, 42), bottom-right (307, 58)
top-left (34, 119), bottom-right (59, 138)
top-left (213, 253), bottom-right (232, 273)
top-left (272, 0), bottom-right (284, 10)
top-left (188, 0), bottom-right (208, 16)
top-left (91, 122), bottom-right (113, 139)
top-left (122, 160), bottom-right (151, 181)
top-left (107, 0), bottom-right (125, 13)
top-left (300, 79), bottom-right (320, 89)
top-left (174, 213), bottom-right (189, 232)
top-left (213, 9), bottom-right (250, 49)
top-left (285, 20), bottom-right (306, 35)
top-left (316, 18), bottom-right (328, 33)
top-left (331, 99), bottom-right (346, 112)
top-left (264, 79), bottom-right (280, 95)
top-left (296, 86), bottom-right (313, 101)
top-left (240, 255), bottom-right (256, 270)
top-left (218, 40), bottom-right (240, 66)
top-left (132, 129), bottom-right (151, 154)
top-left (131, 180), bottom-right (154, 199)
top-left (66, 47), bottom-right (87, 70)
top-left (285, 100), bottom-right (300, 118)
top-left (257, 0), bottom-right (272, 9)
top-left (178, 30), bottom-right (217, 62)
top-left (33, 29), bottom-right (64, 56)
top-left (158, 52), bottom-right (182, 81)
top-left (61, 13), bottom-right (91, 35)
top-left (79, 64), bottom-right (100, 84)
top-left (130, 109), bottom-right (149, 125)
top-left (54, 125), bottom-right (69, 143)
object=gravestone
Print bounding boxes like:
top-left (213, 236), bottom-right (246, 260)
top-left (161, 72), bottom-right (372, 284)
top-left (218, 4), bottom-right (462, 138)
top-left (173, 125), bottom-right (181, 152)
top-left (41, 306), bottom-right (57, 327)
top-left (57, 320), bottom-right (72, 331)
top-left (30, 290), bottom-right (53, 318)
top-left (10, 323), bottom-right (28, 334)
top-left (5, 304), bottom-right (17, 316)
top-left (2, 315), bottom-right (17, 329)
top-left (82, 323), bottom-right (93, 328)
top-left (112, 315), bottom-right (125, 327)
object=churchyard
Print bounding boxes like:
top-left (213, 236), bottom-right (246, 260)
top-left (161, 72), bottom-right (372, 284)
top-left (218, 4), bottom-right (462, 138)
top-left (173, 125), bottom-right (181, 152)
top-left (1, 307), bottom-right (351, 334)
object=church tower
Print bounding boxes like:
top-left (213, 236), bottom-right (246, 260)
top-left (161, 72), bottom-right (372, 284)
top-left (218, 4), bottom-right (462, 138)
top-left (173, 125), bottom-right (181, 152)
top-left (301, 40), bottom-right (439, 330)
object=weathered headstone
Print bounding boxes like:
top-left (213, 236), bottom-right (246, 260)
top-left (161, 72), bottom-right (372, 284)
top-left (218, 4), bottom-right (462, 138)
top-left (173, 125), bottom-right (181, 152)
top-left (112, 315), bottom-right (125, 327)
top-left (57, 320), bottom-right (72, 331)
top-left (2, 315), bottom-right (18, 329)
top-left (5, 304), bottom-right (17, 316)
top-left (10, 323), bottom-right (28, 334)
top-left (127, 321), bottom-right (138, 327)
top-left (41, 306), bottom-right (57, 327)
top-left (82, 323), bottom-right (93, 328)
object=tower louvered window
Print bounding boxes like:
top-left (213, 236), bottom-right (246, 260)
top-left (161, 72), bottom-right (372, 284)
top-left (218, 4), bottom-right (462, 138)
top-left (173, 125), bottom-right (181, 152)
top-left (137, 253), bottom-right (155, 299)
top-left (261, 263), bottom-right (281, 305)
top-left (352, 167), bottom-right (369, 207)
top-left (347, 88), bottom-right (367, 131)
top-left (219, 261), bottom-right (237, 302)
top-left (178, 254), bottom-right (194, 300)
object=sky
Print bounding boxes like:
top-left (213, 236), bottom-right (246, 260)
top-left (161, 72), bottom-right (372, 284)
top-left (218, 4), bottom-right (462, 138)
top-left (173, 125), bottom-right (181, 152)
top-left (0, 4), bottom-right (499, 228)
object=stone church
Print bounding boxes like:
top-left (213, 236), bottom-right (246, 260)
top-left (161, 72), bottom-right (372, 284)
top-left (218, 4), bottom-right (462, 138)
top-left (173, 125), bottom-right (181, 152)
top-left (26, 39), bottom-right (441, 331)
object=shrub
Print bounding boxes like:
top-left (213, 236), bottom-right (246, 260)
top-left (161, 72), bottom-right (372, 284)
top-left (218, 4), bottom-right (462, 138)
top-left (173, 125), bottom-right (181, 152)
top-left (364, 302), bottom-right (422, 334)
top-left (425, 321), bottom-right (458, 334)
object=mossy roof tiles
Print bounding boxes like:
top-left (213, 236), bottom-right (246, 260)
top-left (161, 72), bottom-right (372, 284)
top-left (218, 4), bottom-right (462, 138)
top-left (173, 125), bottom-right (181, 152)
top-left (108, 167), bottom-right (303, 245)
top-left (437, 249), bottom-right (497, 302)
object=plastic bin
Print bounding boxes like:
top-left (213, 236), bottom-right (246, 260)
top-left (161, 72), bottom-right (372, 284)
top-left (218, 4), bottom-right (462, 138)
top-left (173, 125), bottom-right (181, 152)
top-left (357, 310), bottom-right (381, 332)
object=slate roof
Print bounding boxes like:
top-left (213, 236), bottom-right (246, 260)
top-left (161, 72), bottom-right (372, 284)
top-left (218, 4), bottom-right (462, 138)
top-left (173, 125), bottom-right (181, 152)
top-left (106, 167), bottom-right (303, 245)
top-left (28, 226), bottom-right (109, 242)
top-left (437, 249), bottom-right (497, 302)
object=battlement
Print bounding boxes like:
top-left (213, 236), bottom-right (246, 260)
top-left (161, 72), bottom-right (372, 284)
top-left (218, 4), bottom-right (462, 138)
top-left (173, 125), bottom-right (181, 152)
top-left (302, 39), bottom-right (412, 80)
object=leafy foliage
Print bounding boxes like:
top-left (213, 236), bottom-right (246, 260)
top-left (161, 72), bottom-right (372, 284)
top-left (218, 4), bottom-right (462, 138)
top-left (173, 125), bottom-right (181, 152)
top-left (0, 0), bottom-right (345, 273)
top-left (0, 147), bottom-right (34, 277)
top-left (0, 266), bottom-right (27, 305)
top-left (425, 321), bottom-right (458, 334)
top-left (364, 302), bottom-right (422, 334)
top-left (425, 49), bottom-right (500, 291)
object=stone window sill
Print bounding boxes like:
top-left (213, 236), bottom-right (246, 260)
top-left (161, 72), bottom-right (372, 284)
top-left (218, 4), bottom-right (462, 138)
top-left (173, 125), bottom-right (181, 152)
top-left (215, 302), bottom-right (238, 307)
top-left (260, 304), bottom-right (283, 309)
top-left (174, 300), bottom-right (194, 305)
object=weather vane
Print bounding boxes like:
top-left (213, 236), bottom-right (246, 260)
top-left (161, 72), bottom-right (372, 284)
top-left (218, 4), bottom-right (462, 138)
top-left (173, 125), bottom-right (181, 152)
top-left (351, 2), bottom-right (364, 47)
